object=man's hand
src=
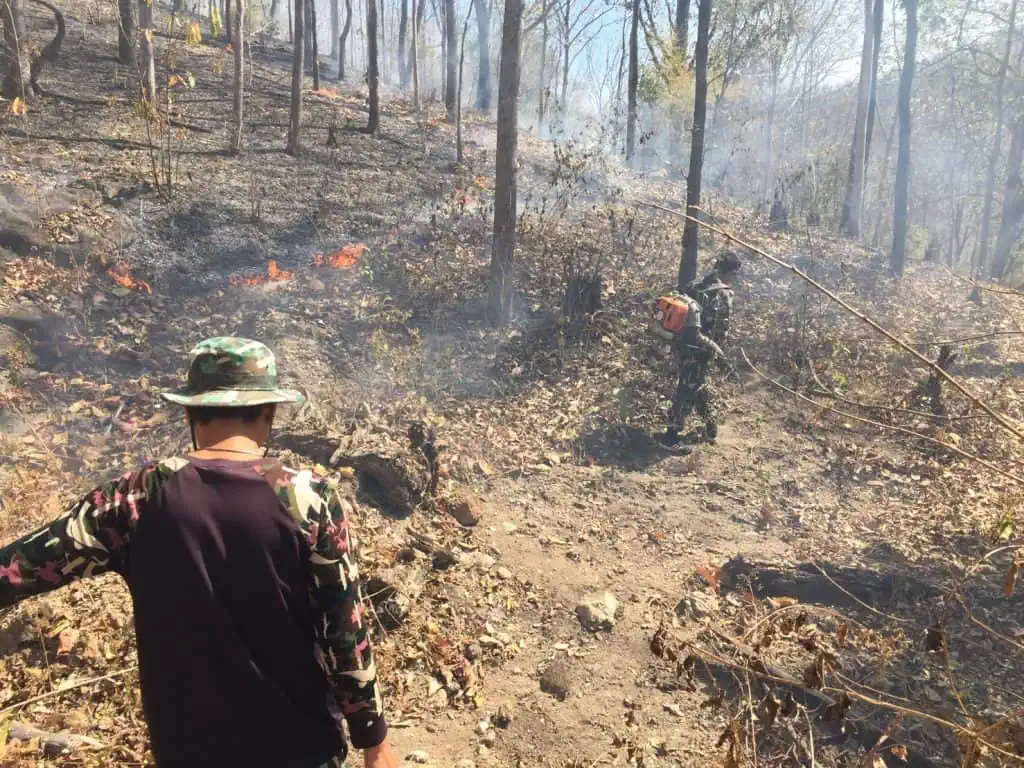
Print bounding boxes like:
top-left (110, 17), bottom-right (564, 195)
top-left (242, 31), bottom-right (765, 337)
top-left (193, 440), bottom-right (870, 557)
top-left (364, 742), bottom-right (399, 768)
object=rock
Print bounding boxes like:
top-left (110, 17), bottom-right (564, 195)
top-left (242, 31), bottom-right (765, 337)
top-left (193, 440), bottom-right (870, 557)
top-left (496, 566), bottom-right (512, 580)
top-left (540, 659), bottom-right (572, 701)
top-left (494, 705), bottom-right (512, 729)
top-left (449, 493), bottom-right (485, 527)
top-left (576, 591), bottom-right (619, 632)
top-left (462, 551), bottom-right (496, 571)
top-left (464, 642), bottom-right (482, 662)
top-left (676, 591), bottom-right (720, 620)
top-left (480, 731), bottom-right (496, 747)
top-left (476, 720), bottom-right (490, 735)
top-left (406, 750), bottom-right (430, 763)
top-left (432, 550), bottom-right (459, 570)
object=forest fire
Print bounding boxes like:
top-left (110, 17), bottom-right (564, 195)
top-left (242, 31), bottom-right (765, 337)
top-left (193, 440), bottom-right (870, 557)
top-left (229, 260), bottom-right (293, 286)
top-left (312, 243), bottom-right (366, 269)
top-left (108, 262), bottom-right (153, 294)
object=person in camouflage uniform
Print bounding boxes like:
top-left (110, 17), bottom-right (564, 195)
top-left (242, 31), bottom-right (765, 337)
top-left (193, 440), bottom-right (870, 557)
top-left (0, 337), bottom-right (397, 768)
top-left (664, 251), bottom-right (741, 445)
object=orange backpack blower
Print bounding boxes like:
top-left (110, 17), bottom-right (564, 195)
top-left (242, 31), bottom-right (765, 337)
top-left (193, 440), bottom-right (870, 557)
top-left (649, 294), bottom-right (692, 341)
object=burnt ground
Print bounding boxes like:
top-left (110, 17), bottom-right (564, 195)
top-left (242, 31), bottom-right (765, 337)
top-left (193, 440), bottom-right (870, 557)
top-left (2, 3), bottom-right (1024, 767)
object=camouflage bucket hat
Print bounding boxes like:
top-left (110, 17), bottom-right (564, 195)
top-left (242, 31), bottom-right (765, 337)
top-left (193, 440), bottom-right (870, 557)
top-left (160, 337), bottom-right (305, 408)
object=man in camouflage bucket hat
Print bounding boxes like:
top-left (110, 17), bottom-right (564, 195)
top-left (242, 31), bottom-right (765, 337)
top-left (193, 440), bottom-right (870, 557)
top-left (0, 337), bottom-right (398, 768)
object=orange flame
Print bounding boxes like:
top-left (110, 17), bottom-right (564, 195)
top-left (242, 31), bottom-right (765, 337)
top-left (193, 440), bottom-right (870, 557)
top-left (108, 262), bottom-right (153, 294)
top-left (311, 87), bottom-right (341, 99)
top-left (229, 260), bottom-right (293, 286)
top-left (312, 243), bottom-right (367, 269)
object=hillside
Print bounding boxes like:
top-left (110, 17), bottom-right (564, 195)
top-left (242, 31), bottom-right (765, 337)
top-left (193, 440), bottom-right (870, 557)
top-left (1, 4), bottom-right (1024, 767)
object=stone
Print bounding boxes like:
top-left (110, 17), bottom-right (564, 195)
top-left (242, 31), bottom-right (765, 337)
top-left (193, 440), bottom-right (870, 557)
top-left (494, 705), bottom-right (512, 729)
top-left (480, 731), bottom-right (496, 747)
top-left (576, 591), bottom-right (619, 632)
top-left (540, 659), bottom-right (572, 701)
top-left (495, 566), bottom-right (512, 580)
top-left (449, 493), bottom-right (485, 527)
top-left (675, 591), bottom-right (720, 620)
top-left (406, 750), bottom-right (430, 763)
top-left (464, 642), bottom-right (482, 662)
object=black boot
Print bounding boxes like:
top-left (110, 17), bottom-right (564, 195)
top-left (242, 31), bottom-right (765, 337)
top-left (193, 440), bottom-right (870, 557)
top-left (705, 422), bottom-right (718, 444)
top-left (661, 427), bottom-right (681, 446)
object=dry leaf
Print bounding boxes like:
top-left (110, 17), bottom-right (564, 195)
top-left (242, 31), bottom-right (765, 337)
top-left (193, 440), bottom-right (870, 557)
top-left (1005, 559), bottom-right (1020, 598)
top-left (696, 565), bottom-right (721, 595)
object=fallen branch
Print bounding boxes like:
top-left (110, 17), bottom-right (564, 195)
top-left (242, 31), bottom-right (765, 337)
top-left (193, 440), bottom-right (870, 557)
top-left (923, 330), bottom-right (1024, 346)
top-left (9, 720), bottom-right (103, 753)
top-left (636, 202), bottom-right (1024, 446)
top-left (0, 665), bottom-right (137, 715)
top-left (740, 349), bottom-right (1024, 487)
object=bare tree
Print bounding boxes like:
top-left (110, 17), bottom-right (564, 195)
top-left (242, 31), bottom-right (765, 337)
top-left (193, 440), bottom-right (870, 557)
top-left (117, 0), bottom-right (135, 65)
top-left (224, 0), bottom-right (232, 43)
top-left (366, 0), bottom-right (380, 135)
top-left (491, 0), bottom-right (523, 324)
top-left (976, 0), bottom-right (1018, 275)
top-left (674, 0), bottom-right (688, 53)
top-left (992, 116), bottom-right (1024, 279)
top-left (286, 0), bottom-right (305, 154)
top-left (399, 0), bottom-right (409, 86)
top-left (444, 0), bottom-right (457, 120)
top-left (411, 0), bottom-right (420, 107)
top-left (626, 0), bottom-right (639, 163)
top-left (456, 1), bottom-right (473, 161)
top-left (473, 0), bottom-right (491, 109)
top-left (1, 0), bottom-right (30, 100)
top-left (308, 0), bottom-right (321, 90)
top-left (862, 0), bottom-right (882, 171)
top-left (337, 0), bottom-right (351, 79)
top-left (231, 0), bottom-right (245, 153)
top-left (536, 0), bottom-right (548, 125)
top-left (839, 0), bottom-right (874, 236)
top-left (890, 0), bottom-right (917, 277)
top-left (679, 0), bottom-right (710, 290)
top-left (138, 0), bottom-right (157, 104)
top-left (331, 0), bottom-right (340, 58)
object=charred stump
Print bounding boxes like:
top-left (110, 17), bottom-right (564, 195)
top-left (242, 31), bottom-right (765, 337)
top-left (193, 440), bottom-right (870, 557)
top-left (562, 273), bottom-right (602, 320)
top-left (769, 196), bottom-right (789, 231)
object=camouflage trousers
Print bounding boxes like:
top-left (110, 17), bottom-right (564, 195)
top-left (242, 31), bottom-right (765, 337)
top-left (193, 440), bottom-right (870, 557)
top-left (668, 356), bottom-right (717, 432)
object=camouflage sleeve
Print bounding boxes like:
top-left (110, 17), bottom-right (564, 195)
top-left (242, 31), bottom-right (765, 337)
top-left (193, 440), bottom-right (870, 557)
top-left (714, 290), bottom-right (734, 346)
top-left (0, 467), bottom-right (156, 608)
top-left (306, 480), bottom-right (387, 750)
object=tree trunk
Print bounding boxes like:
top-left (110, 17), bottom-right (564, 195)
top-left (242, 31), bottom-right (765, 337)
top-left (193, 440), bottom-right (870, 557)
top-left (991, 118), bottom-right (1024, 279)
top-left (287, 0), bottom-right (292, 42)
top-left (456, 2), bottom-right (472, 162)
top-left (331, 0), bottom-right (340, 58)
top-left (309, 0), bottom-right (320, 89)
top-left (138, 0), bottom-right (157, 104)
top-left (411, 0), bottom-right (420, 108)
top-left (537, 0), bottom-right (547, 126)
top-left (674, 0), bottom-right (688, 55)
top-left (117, 0), bottom-right (135, 65)
top-left (559, 0), bottom-right (569, 118)
top-left (1, 0), bottom-right (30, 100)
top-left (231, 0), bottom-right (245, 153)
top-left (625, 0), bottom-right (639, 163)
top-left (679, 0), bottom-right (710, 290)
top-left (398, 0), bottom-right (408, 86)
top-left (366, 0), bottom-right (380, 135)
top-left (761, 59), bottom-right (779, 210)
top-left (224, 0), bottom-right (232, 42)
top-left (976, 0), bottom-right (1018, 275)
top-left (863, 0), bottom-right (882, 171)
top-left (890, 0), bottom-right (916, 277)
top-left (285, 0), bottom-right (305, 154)
top-left (338, 0), bottom-right (351, 79)
top-left (490, 0), bottom-right (523, 325)
top-left (473, 0), bottom-right (491, 110)
top-left (442, 0), bottom-right (456, 119)
top-left (839, 0), bottom-right (873, 237)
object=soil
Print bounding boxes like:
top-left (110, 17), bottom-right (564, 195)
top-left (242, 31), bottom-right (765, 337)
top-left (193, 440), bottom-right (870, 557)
top-left (1, 4), bottom-right (1024, 767)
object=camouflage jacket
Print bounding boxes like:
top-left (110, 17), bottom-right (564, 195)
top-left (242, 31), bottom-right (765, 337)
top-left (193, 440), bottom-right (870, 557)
top-left (687, 274), bottom-right (734, 348)
top-left (0, 457), bottom-right (384, 753)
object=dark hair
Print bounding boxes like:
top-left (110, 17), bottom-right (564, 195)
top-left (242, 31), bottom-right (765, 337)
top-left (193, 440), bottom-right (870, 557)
top-left (716, 250), bottom-right (742, 274)
top-left (185, 404), bottom-right (274, 426)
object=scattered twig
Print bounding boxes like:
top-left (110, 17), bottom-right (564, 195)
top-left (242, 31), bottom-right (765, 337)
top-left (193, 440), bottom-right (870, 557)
top-left (0, 666), bottom-right (138, 715)
top-left (741, 348), bottom-right (1024, 487)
